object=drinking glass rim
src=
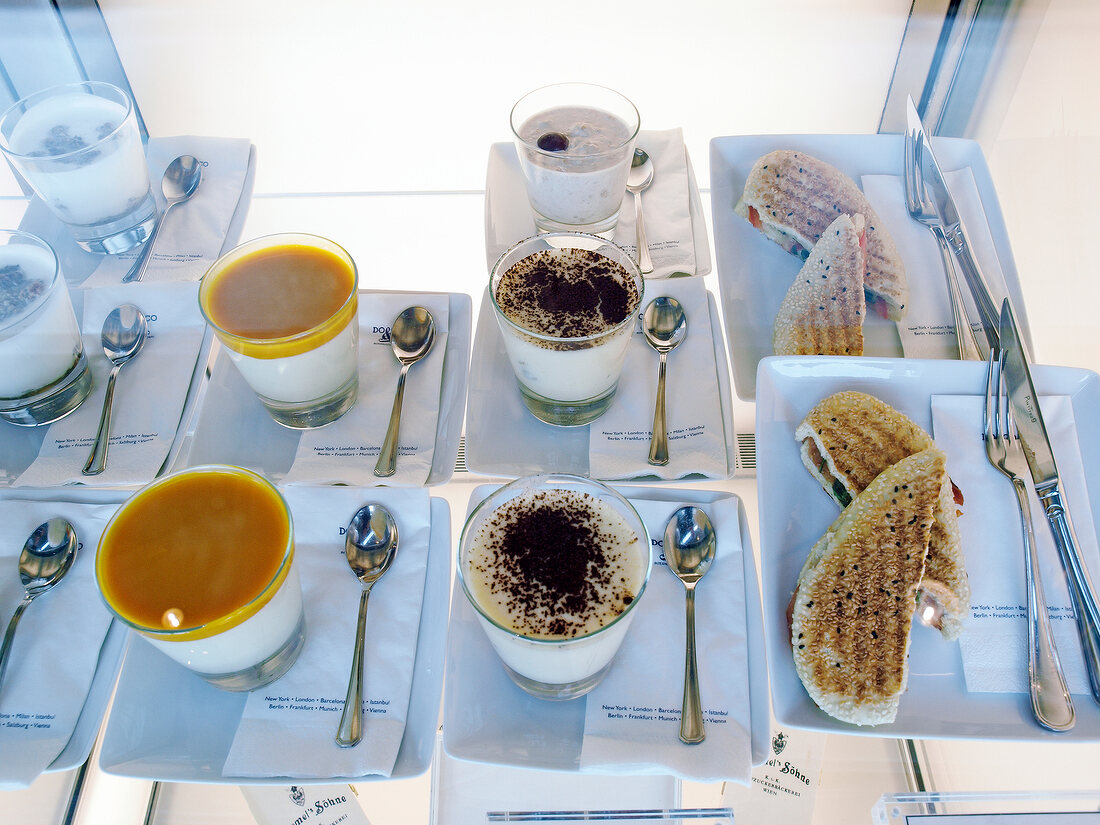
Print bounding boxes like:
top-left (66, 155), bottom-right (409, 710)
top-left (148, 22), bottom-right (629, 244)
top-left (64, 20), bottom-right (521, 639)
top-left (95, 464), bottom-right (295, 641)
top-left (457, 472), bottom-right (652, 647)
top-left (489, 232), bottom-right (644, 345)
top-left (509, 82), bottom-right (641, 158)
top-left (198, 232), bottom-right (359, 354)
top-left (0, 80), bottom-right (135, 160)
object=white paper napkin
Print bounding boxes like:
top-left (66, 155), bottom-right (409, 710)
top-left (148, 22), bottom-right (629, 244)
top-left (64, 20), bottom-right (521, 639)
top-left (283, 293), bottom-right (450, 487)
top-left (930, 394), bottom-right (1100, 694)
top-left (16, 136), bottom-right (253, 289)
top-left (0, 499), bottom-right (117, 789)
top-left (223, 486), bottom-right (431, 779)
top-left (580, 497), bottom-right (753, 783)
top-left (484, 132), bottom-right (712, 279)
top-left (83, 136), bottom-right (255, 286)
top-left (590, 278), bottom-right (728, 480)
top-left (862, 167), bottom-right (1014, 359)
top-left (611, 128), bottom-right (705, 279)
top-left (14, 282), bottom-right (206, 488)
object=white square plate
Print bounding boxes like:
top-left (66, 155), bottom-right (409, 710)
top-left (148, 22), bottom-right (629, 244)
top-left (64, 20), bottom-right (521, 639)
top-left (709, 134), bottom-right (1032, 401)
top-left (756, 355), bottom-right (1100, 739)
top-left (97, 497), bottom-right (450, 784)
top-left (442, 486), bottom-right (769, 774)
top-left (464, 289), bottom-right (735, 480)
top-left (178, 291), bottom-right (470, 485)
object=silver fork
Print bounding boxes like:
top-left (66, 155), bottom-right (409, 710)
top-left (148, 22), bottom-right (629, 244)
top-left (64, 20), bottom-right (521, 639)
top-left (904, 127), bottom-right (983, 361)
top-left (984, 349), bottom-right (1075, 731)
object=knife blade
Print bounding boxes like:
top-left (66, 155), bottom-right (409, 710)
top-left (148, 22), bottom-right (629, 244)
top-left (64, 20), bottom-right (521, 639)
top-left (907, 98), bottom-right (1001, 357)
top-left (903, 96), bottom-right (982, 361)
top-left (1000, 297), bottom-right (1100, 700)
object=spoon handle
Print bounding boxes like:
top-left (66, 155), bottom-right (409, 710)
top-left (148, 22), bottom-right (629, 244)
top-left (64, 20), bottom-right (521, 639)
top-left (83, 364), bottom-right (122, 476)
top-left (336, 586), bottom-right (372, 747)
top-left (374, 364), bottom-right (409, 478)
top-left (633, 189), bottom-right (653, 275)
top-left (0, 596), bottom-right (32, 691)
top-left (648, 353), bottom-right (669, 466)
top-left (122, 208), bottom-right (169, 284)
top-left (680, 587), bottom-right (705, 744)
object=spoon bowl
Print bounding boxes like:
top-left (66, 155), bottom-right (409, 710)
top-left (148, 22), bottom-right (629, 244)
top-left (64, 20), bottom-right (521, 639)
top-left (643, 297), bottom-right (688, 466)
top-left (336, 504), bottom-right (400, 747)
top-left (626, 148), bottom-right (655, 274)
top-left (664, 506), bottom-right (717, 744)
top-left (374, 307), bottom-right (436, 477)
top-left (123, 155), bottom-right (203, 283)
top-left (0, 518), bottom-right (79, 691)
top-left (83, 304), bottom-right (148, 476)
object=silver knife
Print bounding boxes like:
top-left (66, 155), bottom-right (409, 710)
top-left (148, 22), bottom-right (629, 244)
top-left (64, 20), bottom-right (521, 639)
top-left (907, 98), bottom-right (1001, 358)
top-left (1000, 297), bottom-right (1100, 700)
top-left (903, 96), bottom-right (982, 361)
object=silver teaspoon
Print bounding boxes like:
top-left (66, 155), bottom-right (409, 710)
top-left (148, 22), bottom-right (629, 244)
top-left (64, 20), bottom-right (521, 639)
top-left (0, 518), bottom-right (78, 693)
top-left (643, 297), bottom-right (687, 466)
top-left (336, 504), bottom-right (399, 748)
top-left (374, 307), bottom-right (436, 477)
top-left (123, 155), bottom-right (203, 283)
top-left (627, 148), bottom-right (655, 274)
top-left (664, 506), bottom-right (716, 744)
top-left (82, 304), bottom-right (147, 476)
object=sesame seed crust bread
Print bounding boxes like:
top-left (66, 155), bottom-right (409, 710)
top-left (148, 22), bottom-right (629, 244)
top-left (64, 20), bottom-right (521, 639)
top-left (791, 448), bottom-right (945, 726)
top-left (795, 391), bottom-right (970, 641)
top-left (773, 213), bottom-right (866, 356)
top-left (734, 149), bottom-right (908, 322)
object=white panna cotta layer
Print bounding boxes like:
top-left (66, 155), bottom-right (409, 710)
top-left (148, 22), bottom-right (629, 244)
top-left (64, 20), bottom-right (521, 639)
top-left (146, 563), bottom-right (304, 676)
top-left (8, 92), bottom-right (150, 227)
top-left (463, 486), bottom-right (649, 686)
top-left (0, 243), bottom-right (81, 399)
top-left (224, 318), bottom-right (359, 404)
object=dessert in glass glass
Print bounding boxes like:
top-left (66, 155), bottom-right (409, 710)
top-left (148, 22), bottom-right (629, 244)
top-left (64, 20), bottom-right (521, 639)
top-left (458, 473), bottom-right (651, 700)
top-left (199, 233), bottom-right (360, 429)
top-left (0, 229), bottom-right (92, 426)
top-left (96, 465), bottom-right (305, 691)
top-left (511, 82), bottom-right (640, 236)
top-left (0, 81), bottom-right (156, 254)
top-left (491, 232), bottom-right (643, 427)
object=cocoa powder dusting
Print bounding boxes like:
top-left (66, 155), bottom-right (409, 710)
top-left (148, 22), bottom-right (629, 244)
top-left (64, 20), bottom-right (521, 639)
top-left (469, 490), bottom-right (638, 639)
top-left (495, 248), bottom-right (637, 338)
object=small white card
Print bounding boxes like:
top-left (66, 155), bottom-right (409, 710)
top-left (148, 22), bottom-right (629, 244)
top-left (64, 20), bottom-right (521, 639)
top-left (723, 724), bottom-right (825, 824)
top-left (241, 785), bottom-right (372, 825)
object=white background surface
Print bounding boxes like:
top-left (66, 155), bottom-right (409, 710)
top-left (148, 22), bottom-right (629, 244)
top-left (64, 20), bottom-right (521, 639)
top-left (2, 0), bottom-right (1100, 823)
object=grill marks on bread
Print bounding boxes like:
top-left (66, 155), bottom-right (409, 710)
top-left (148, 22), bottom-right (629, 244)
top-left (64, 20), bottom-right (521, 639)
top-left (795, 391), bottom-right (970, 641)
top-left (792, 448), bottom-right (945, 726)
top-left (773, 213), bottom-right (866, 356)
top-left (734, 149), bottom-right (908, 322)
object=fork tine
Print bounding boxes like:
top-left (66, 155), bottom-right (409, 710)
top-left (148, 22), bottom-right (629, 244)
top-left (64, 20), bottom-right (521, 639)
top-left (997, 349), bottom-right (1012, 441)
top-left (983, 349), bottom-right (998, 445)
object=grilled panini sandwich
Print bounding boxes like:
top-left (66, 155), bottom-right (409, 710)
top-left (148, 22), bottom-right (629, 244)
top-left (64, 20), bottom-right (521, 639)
top-left (735, 149), bottom-right (908, 322)
top-left (795, 391), bottom-right (969, 641)
top-left (792, 448), bottom-right (946, 726)
top-left (773, 213), bottom-right (866, 356)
